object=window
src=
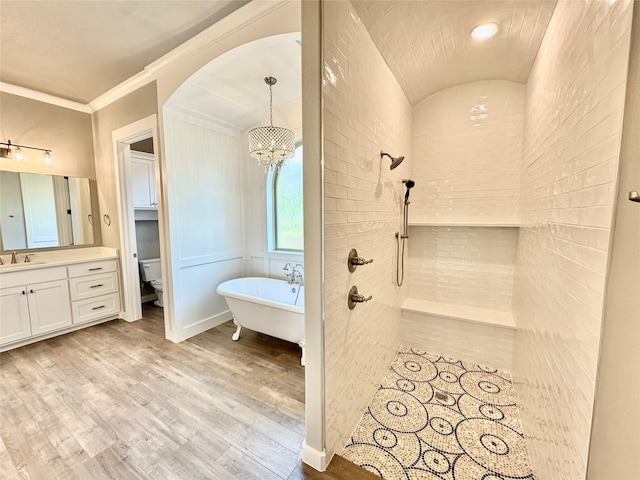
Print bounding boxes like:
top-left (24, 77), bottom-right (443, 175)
top-left (267, 143), bottom-right (303, 252)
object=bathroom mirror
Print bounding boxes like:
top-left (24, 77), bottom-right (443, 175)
top-left (0, 170), bottom-right (97, 251)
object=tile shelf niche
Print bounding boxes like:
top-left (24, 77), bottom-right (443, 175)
top-left (408, 222), bottom-right (520, 227)
top-left (401, 224), bottom-right (519, 370)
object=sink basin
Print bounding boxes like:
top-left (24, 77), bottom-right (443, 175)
top-left (0, 260), bottom-right (46, 269)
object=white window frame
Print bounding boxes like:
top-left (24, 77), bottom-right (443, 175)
top-left (266, 139), bottom-right (303, 253)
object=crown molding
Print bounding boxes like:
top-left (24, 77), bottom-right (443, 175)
top-left (145, 0), bottom-right (293, 78)
top-left (2, 0), bottom-right (294, 114)
top-left (87, 69), bottom-right (155, 113)
top-left (0, 82), bottom-right (91, 113)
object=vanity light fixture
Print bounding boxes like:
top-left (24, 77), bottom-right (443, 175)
top-left (0, 139), bottom-right (53, 166)
top-left (248, 77), bottom-right (295, 173)
top-left (0, 140), bottom-right (13, 159)
top-left (470, 22), bottom-right (499, 40)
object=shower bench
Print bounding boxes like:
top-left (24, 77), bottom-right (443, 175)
top-left (401, 298), bottom-right (515, 371)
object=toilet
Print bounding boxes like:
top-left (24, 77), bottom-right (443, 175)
top-left (139, 257), bottom-right (163, 307)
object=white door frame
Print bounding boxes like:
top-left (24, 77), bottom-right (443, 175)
top-left (112, 115), bottom-right (161, 323)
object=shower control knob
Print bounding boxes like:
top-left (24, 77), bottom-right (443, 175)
top-left (348, 285), bottom-right (372, 310)
top-left (348, 248), bottom-right (374, 272)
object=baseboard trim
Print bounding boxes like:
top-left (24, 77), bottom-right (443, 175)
top-left (302, 443), bottom-right (328, 472)
top-left (176, 311), bottom-right (233, 342)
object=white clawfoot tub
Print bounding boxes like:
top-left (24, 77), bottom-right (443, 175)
top-left (216, 277), bottom-right (305, 365)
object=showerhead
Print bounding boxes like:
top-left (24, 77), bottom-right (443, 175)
top-left (381, 151), bottom-right (405, 170)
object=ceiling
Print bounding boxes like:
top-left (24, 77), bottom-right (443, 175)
top-left (0, 0), bottom-right (557, 114)
top-left (0, 0), bottom-right (249, 104)
top-left (165, 33), bottom-right (302, 131)
top-left (351, 0), bottom-right (557, 105)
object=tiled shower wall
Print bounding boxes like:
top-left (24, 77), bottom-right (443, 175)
top-left (322, 0), bottom-right (412, 460)
top-left (411, 80), bottom-right (524, 224)
top-left (512, 1), bottom-right (634, 478)
top-left (407, 81), bottom-right (524, 312)
top-left (408, 226), bottom-right (518, 312)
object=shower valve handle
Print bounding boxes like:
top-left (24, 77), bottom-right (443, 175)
top-left (352, 257), bottom-right (373, 266)
top-left (348, 286), bottom-right (372, 310)
top-left (352, 293), bottom-right (372, 302)
top-left (348, 248), bottom-right (373, 272)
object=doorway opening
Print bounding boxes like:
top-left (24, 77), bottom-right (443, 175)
top-left (112, 115), bottom-right (170, 336)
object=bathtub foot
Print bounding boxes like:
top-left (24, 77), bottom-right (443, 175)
top-left (232, 318), bottom-right (241, 341)
top-left (298, 338), bottom-right (306, 366)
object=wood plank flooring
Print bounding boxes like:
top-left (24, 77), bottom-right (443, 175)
top-left (0, 304), bottom-right (370, 480)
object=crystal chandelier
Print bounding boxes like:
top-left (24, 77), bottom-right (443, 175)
top-left (248, 77), bottom-right (295, 173)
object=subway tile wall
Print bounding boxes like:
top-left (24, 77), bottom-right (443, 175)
top-left (408, 226), bottom-right (519, 312)
top-left (322, 0), bottom-right (413, 461)
top-left (411, 81), bottom-right (524, 224)
top-left (512, 1), bottom-right (634, 478)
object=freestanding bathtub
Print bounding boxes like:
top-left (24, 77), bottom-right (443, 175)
top-left (216, 277), bottom-right (305, 365)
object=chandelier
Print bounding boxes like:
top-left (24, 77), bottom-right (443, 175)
top-left (248, 77), bottom-right (295, 173)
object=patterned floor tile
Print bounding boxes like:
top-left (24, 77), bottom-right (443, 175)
top-left (342, 346), bottom-right (535, 479)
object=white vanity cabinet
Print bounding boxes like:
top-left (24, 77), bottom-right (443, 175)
top-left (0, 253), bottom-right (121, 351)
top-left (0, 266), bottom-right (72, 345)
top-left (131, 151), bottom-right (157, 209)
top-left (0, 286), bottom-right (32, 344)
top-left (68, 260), bottom-right (120, 325)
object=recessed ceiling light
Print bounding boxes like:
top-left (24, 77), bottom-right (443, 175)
top-left (471, 23), bottom-right (499, 40)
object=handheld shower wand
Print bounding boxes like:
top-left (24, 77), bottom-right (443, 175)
top-left (403, 179), bottom-right (415, 205)
top-left (396, 179), bottom-right (415, 286)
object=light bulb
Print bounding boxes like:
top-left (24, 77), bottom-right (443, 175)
top-left (471, 23), bottom-right (499, 40)
top-left (15, 147), bottom-right (25, 162)
top-left (43, 151), bottom-right (53, 168)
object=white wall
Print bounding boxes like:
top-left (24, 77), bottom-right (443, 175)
top-left (135, 221), bottom-right (161, 260)
top-left (588, 5), bottom-right (640, 475)
top-left (322, 0), bottom-right (413, 460)
top-left (411, 80), bottom-right (524, 224)
top-left (162, 109), bottom-right (244, 341)
top-left (512, 1), bottom-right (634, 478)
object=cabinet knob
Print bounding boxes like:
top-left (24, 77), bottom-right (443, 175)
top-left (29, 289), bottom-right (34, 294)
top-left (21, 290), bottom-right (26, 295)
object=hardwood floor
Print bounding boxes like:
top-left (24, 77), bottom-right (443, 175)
top-left (0, 304), bottom-right (368, 479)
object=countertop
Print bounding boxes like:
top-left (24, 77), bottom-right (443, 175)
top-left (0, 247), bottom-right (119, 274)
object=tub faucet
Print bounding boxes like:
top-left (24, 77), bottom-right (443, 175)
top-left (291, 264), bottom-right (304, 287)
top-left (283, 263), bottom-right (294, 284)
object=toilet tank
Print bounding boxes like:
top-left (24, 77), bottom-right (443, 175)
top-left (139, 257), bottom-right (162, 282)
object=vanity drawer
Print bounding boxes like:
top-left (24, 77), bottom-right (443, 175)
top-left (69, 272), bottom-right (119, 301)
top-left (68, 260), bottom-right (118, 278)
top-left (0, 266), bottom-right (67, 289)
top-left (72, 293), bottom-right (120, 325)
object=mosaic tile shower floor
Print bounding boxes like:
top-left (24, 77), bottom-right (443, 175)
top-left (341, 347), bottom-right (535, 480)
